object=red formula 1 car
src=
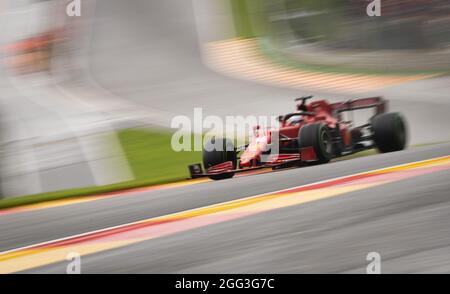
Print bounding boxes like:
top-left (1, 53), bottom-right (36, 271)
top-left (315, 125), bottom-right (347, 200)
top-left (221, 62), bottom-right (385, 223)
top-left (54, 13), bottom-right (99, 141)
top-left (188, 96), bottom-right (407, 180)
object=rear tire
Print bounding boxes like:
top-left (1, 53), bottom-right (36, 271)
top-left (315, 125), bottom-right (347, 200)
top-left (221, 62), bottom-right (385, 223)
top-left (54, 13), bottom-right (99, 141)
top-left (203, 137), bottom-right (237, 180)
top-left (298, 123), bottom-right (332, 164)
top-left (372, 112), bottom-right (407, 153)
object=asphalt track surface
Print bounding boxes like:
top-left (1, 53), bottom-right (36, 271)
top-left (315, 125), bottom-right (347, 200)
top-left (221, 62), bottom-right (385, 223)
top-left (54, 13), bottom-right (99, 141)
top-left (1, 0), bottom-right (450, 273)
top-left (0, 143), bottom-right (449, 273)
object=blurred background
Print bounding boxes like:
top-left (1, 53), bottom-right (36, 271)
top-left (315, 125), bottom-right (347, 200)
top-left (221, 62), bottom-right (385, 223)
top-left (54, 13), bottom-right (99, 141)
top-left (235, 0), bottom-right (450, 70)
top-left (0, 0), bottom-right (449, 201)
top-left (266, 0), bottom-right (450, 50)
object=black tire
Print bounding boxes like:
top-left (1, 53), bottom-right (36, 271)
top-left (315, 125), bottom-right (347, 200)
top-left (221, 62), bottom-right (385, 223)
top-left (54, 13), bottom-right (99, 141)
top-left (372, 112), bottom-right (407, 153)
top-left (298, 123), bottom-right (332, 164)
top-left (203, 137), bottom-right (237, 180)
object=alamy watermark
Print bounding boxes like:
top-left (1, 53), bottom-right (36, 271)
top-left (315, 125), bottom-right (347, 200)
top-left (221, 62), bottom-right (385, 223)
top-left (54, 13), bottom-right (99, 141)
top-left (170, 108), bottom-right (283, 162)
top-left (366, 252), bottom-right (381, 274)
top-left (66, 252), bottom-right (81, 274)
top-left (366, 0), bottom-right (381, 17)
top-left (66, 0), bottom-right (81, 17)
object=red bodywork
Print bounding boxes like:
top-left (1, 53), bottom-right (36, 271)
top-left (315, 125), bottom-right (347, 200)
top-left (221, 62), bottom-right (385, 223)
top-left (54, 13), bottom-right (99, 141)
top-left (240, 99), bottom-right (347, 168)
top-left (2, 30), bottom-right (65, 74)
top-left (190, 96), bottom-right (387, 178)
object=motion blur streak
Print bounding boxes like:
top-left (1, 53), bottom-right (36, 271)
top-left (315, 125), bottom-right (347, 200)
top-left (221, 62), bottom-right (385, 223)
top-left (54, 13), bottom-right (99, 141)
top-left (205, 38), bottom-right (437, 93)
top-left (0, 0), bottom-right (134, 197)
top-left (0, 178), bottom-right (209, 216)
top-left (1, 155), bottom-right (449, 274)
top-left (0, 169), bottom-right (272, 216)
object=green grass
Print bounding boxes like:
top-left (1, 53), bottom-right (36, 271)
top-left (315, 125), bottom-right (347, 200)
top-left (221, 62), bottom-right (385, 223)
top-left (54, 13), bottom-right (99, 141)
top-left (230, 0), bottom-right (267, 38)
top-left (230, 0), bottom-right (254, 38)
top-left (118, 129), bottom-right (201, 184)
top-left (0, 128), bottom-right (201, 210)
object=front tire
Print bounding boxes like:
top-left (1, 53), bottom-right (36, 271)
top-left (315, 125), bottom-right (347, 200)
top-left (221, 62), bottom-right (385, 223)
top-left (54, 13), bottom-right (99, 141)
top-left (203, 137), bottom-right (236, 180)
top-left (298, 123), bottom-right (332, 164)
top-left (372, 112), bottom-right (407, 153)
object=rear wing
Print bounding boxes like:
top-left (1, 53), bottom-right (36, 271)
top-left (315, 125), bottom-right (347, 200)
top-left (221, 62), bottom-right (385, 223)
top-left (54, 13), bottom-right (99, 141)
top-left (330, 97), bottom-right (387, 116)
